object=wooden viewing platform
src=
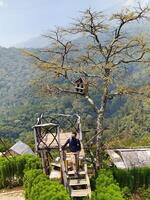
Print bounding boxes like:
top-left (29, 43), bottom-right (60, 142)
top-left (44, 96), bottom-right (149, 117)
top-left (33, 114), bottom-right (91, 199)
top-left (65, 148), bottom-right (91, 199)
top-left (50, 140), bottom-right (91, 199)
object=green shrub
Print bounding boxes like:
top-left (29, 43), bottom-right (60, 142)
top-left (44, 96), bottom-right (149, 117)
top-left (121, 187), bottom-right (134, 200)
top-left (93, 169), bottom-right (124, 200)
top-left (137, 187), bottom-right (150, 200)
top-left (112, 167), bottom-right (150, 192)
top-left (0, 154), bottom-right (41, 189)
top-left (24, 169), bottom-right (70, 200)
top-left (24, 169), bottom-right (43, 200)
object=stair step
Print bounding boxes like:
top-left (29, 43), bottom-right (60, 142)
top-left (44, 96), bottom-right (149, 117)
top-left (69, 179), bottom-right (87, 186)
top-left (51, 162), bottom-right (61, 168)
top-left (67, 171), bottom-right (86, 175)
top-left (71, 189), bottom-right (90, 197)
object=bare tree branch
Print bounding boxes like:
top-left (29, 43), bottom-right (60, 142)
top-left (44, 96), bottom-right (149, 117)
top-left (27, 4), bottom-right (150, 170)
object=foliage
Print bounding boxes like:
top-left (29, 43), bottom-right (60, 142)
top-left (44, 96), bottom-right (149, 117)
top-left (19, 131), bottom-right (35, 150)
top-left (0, 124), bottom-right (24, 139)
top-left (24, 169), bottom-right (43, 200)
top-left (138, 187), bottom-right (150, 200)
top-left (0, 138), bottom-right (13, 152)
top-left (0, 5), bottom-right (150, 173)
top-left (0, 154), bottom-right (41, 189)
top-left (121, 187), bottom-right (134, 200)
top-left (112, 167), bottom-right (150, 192)
top-left (91, 168), bottom-right (150, 199)
top-left (27, 5), bottom-right (150, 168)
top-left (92, 169), bottom-right (124, 200)
top-left (106, 95), bottom-right (150, 149)
top-left (121, 186), bottom-right (150, 200)
top-left (90, 174), bottom-right (98, 191)
top-left (0, 46), bottom-right (149, 153)
top-left (24, 169), bottom-right (70, 200)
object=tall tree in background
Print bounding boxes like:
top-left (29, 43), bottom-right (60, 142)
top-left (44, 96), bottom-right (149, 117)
top-left (28, 4), bottom-right (150, 169)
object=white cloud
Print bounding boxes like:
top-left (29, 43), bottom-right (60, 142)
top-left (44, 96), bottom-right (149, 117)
top-left (125, 0), bottom-right (134, 7)
top-left (0, 0), bottom-right (7, 8)
top-left (0, 0), bottom-right (4, 7)
top-left (124, 0), bottom-right (150, 7)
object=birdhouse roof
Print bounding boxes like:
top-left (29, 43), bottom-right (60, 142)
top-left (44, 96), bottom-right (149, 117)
top-left (75, 77), bottom-right (87, 83)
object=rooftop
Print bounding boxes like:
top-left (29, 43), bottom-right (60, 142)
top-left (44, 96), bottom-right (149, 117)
top-left (10, 140), bottom-right (34, 155)
top-left (107, 148), bottom-right (150, 169)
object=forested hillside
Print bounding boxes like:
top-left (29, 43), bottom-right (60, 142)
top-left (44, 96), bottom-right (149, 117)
top-left (0, 3), bottom-right (150, 200)
top-left (0, 29), bottom-right (149, 148)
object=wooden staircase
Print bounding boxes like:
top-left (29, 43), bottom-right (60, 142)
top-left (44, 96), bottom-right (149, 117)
top-left (61, 145), bottom-right (91, 199)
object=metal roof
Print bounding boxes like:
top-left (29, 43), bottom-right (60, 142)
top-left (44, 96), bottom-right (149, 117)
top-left (10, 140), bottom-right (34, 155)
top-left (107, 148), bottom-right (150, 169)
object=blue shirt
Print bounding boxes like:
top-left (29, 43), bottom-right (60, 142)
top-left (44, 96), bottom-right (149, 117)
top-left (62, 137), bottom-right (81, 152)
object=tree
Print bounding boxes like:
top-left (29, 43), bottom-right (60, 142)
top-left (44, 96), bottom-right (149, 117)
top-left (0, 138), bottom-right (13, 152)
top-left (27, 4), bottom-right (150, 170)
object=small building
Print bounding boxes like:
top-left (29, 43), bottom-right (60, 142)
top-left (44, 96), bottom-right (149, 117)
top-left (107, 148), bottom-right (150, 169)
top-left (5, 140), bottom-right (34, 156)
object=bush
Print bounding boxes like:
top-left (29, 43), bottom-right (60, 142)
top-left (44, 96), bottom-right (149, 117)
top-left (112, 167), bottom-right (150, 192)
top-left (24, 169), bottom-right (70, 200)
top-left (93, 169), bottom-right (124, 200)
top-left (121, 187), bottom-right (134, 200)
top-left (138, 187), bottom-right (150, 200)
top-left (0, 154), bottom-right (41, 189)
top-left (24, 169), bottom-right (43, 200)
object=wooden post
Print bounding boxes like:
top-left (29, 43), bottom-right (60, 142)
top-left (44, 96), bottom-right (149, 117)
top-left (57, 126), bottom-right (67, 187)
top-left (33, 128), bottom-right (38, 152)
top-left (57, 126), bottom-right (60, 150)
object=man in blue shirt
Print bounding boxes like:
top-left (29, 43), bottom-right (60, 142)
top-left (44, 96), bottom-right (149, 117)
top-left (62, 132), bottom-right (81, 174)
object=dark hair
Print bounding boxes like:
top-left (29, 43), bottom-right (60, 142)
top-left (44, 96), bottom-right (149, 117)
top-left (72, 131), bottom-right (77, 137)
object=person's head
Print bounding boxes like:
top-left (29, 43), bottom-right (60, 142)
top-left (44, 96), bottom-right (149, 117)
top-left (72, 131), bottom-right (77, 139)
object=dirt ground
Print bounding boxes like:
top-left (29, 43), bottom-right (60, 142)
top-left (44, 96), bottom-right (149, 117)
top-left (0, 187), bottom-right (25, 200)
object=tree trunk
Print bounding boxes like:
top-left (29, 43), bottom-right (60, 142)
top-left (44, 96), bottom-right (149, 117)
top-left (96, 85), bottom-right (109, 169)
top-left (96, 113), bottom-right (101, 169)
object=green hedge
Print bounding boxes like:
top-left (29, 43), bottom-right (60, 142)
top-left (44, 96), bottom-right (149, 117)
top-left (112, 167), bottom-right (150, 192)
top-left (0, 154), bottom-right (41, 189)
top-left (92, 169), bottom-right (124, 200)
top-left (24, 169), bottom-right (70, 200)
top-left (138, 187), bottom-right (150, 200)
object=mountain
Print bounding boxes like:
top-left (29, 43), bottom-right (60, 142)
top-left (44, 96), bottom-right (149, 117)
top-left (0, 23), bottom-right (149, 141)
top-left (15, 36), bottom-right (50, 49)
top-left (0, 47), bottom-right (37, 111)
top-left (15, 19), bottom-right (150, 49)
top-left (0, 46), bottom-right (44, 130)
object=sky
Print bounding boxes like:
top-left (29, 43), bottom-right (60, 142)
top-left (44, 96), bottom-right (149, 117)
top-left (0, 0), bottom-right (149, 47)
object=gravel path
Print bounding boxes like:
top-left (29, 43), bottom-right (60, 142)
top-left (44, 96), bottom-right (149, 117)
top-left (0, 187), bottom-right (25, 200)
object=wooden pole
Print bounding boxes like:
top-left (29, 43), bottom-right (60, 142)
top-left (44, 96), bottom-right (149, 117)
top-left (57, 126), bottom-right (67, 187)
top-left (33, 128), bottom-right (38, 152)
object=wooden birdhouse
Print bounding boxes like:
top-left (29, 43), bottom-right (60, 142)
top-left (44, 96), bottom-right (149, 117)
top-left (75, 78), bottom-right (88, 95)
